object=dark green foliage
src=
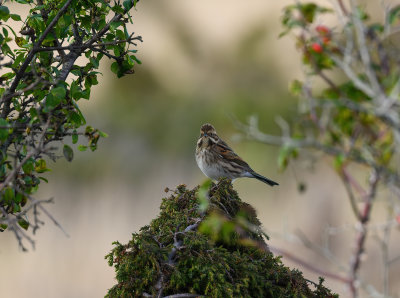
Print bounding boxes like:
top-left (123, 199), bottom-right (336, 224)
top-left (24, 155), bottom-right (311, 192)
top-left (106, 179), bottom-right (337, 297)
top-left (0, 0), bottom-right (142, 249)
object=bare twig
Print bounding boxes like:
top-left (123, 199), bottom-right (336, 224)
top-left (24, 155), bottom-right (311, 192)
top-left (34, 36), bottom-right (143, 53)
top-left (27, 193), bottom-right (69, 237)
top-left (167, 219), bottom-right (201, 265)
top-left (0, 119), bottom-right (50, 192)
top-left (0, 206), bottom-right (35, 251)
top-left (235, 117), bottom-right (400, 185)
top-left (154, 219), bottom-right (201, 298)
top-left (348, 169), bottom-right (379, 297)
top-left (269, 244), bottom-right (351, 283)
top-left (340, 167), bottom-right (363, 221)
top-left (350, 0), bottom-right (384, 101)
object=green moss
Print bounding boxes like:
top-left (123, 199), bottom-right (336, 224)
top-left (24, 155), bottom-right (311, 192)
top-left (106, 179), bottom-right (337, 297)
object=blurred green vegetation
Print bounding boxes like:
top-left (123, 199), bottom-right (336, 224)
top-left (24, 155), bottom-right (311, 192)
top-left (72, 19), bottom-right (298, 182)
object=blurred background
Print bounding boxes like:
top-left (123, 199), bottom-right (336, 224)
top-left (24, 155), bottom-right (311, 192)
top-left (1, 1), bottom-right (399, 297)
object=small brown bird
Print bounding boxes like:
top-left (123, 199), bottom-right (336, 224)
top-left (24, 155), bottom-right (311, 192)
top-left (195, 123), bottom-right (278, 186)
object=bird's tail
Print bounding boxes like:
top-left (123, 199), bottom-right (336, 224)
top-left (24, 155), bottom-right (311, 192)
top-left (251, 172), bottom-right (279, 186)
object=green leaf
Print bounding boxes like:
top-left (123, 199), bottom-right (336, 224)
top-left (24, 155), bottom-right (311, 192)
top-left (126, 55), bottom-right (135, 67)
top-left (2, 27), bottom-right (8, 38)
top-left (388, 5), bottom-right (400, 25)
top-left (12, 203), bottom-right (20, 213)
top-left (113, 46), bottom-right (120, 57)
top-left (1, 71), bottom-right (16, 80)
top-left (278, 146), bottom-right (298, 171)
top-left (300, 3), bottom-right (318, 23)
top-left (123, 0), bottom-right (134, 11)
top-left (0, 118), bottom-right (10, 142)
top-left (51, 86), bottom-right (66, 99)
top-left (90, 56), bottom-right (99, 68)
top-left (77, 145), bottom-right (87, 152)
top-left (14, 192), bottom-right (24, 204)
top-left (111, 61), bottom-right (119, 74)
top-left (12, 52), bottom-right (25, 67)
top-left (69, 111), bottom-right (84, 127)
top-left (63, 144), bottom-right (74, 162)
top-left (39, 177), bottom-right (48, 183)
top-left (116, 29), bottom-right (125, 40)
top-left (45, 93), bottom-right (61, 111)
top-left (22, 158), bottom-right (35, 174)
top-left (110, 21), bottom-right (123, 31)
top-left (10, 14), bottom-right (21, 21)
top-left (72, 131), bottom-right (78, 144)
top-left (70, 81), bottom-right (83, 100)
top-left (18, 218), bottom-right (29, 230)
top-left (289, 80), bottom-right (303, 96)
top-left (111, 5), bottom-right (124, 14)
top-left (98, 130), bottom-right (108, 138)
top-left (0, 6), bottom-right (10, 21)
top-left (131, 55), bottom-right (141, 64)
top-left (3, 187), bottom-right (14, 204)
top-left (35, 159), bottom-right (50, 173)
top-left (85, 74), bottom-right (98, 88)
top-left (334, 154), bottom-right (346, 171)
top-left (71, 101), bottom-right (86, 124)
top-left (81, 88), bottom-right (90, 100)
top-left (196, 179), bottom-right (212, 213)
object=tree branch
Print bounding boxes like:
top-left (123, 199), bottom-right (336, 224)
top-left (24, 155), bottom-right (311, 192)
top-left (0, 119), bottom-right (50, 192)
top-left (0, 0), bottom-right (74, 118)
top-left (348, 169), bottom-right (379, 297)
top-left (269, 244), bottom-right (351, 284)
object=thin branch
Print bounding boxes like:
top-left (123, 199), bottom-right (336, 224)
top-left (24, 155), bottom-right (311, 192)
top-left (235, 117), bottom-right (400, 185)
top-left (348, 169), bottom-right (379, 297)
top-left (0, 206), bottom-right (35, 251)
top-left (330, 56), bottom-right (375, 98)
top-left (340, 167), bottom-right (363, 221)
top-left (3, 78), bottom-right (46, 101)
top-left (167, 219), bottom-right (201, 265)
top-left (380, 212), bottom-right (392, 297)
top-left (28, 193), bottom-right (70, 237)
top-left (337, 0), bottom-right (348, 16)
top-left (37, 0), bottom-right (66, 59)
top-left (57, 10), bottom-right (135, 82)
top-left (269, 244), bottom-right (351, 284)
top-left (0, 120), bottom-right (50, 192)
top-left (34, 36), bottom-right (142, 53)
top-left (350, 0), bottom-right (384, 101)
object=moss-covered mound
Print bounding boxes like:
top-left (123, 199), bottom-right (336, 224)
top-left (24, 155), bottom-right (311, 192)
top-left (105, 179), bottom-right (337, 297)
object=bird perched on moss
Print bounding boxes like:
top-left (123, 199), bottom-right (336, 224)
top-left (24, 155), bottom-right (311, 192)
top-left (196, 123), bottom-right (278, 186)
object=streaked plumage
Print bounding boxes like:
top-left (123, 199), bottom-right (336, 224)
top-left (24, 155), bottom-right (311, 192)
top-left (195, 123), bottom-right (278, 186)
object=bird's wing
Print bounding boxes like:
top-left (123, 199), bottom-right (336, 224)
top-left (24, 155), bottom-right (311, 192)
top-left (214, 140), bottom-right (252, 170)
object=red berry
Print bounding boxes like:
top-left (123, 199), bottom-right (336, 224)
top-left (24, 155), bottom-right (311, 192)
top-left (396, 214), bottom-right (400, 224)
top-left (316, 25), bottom-right (330, 35)
top-left (311, 43), bottom-right (323, 53)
